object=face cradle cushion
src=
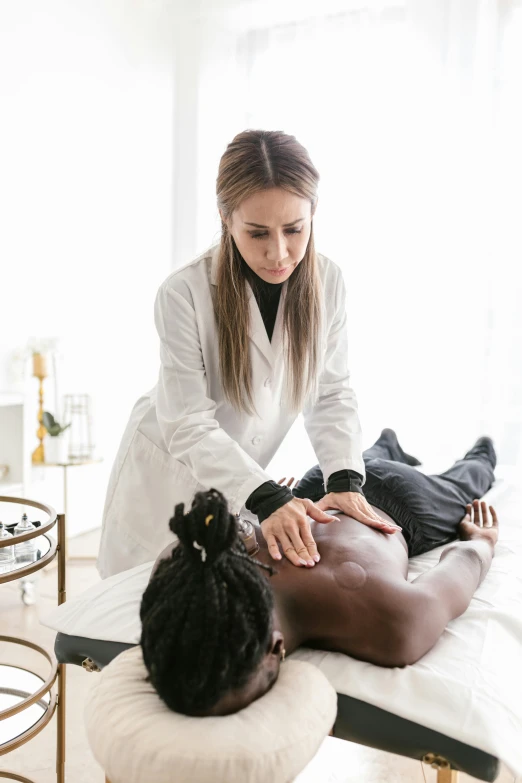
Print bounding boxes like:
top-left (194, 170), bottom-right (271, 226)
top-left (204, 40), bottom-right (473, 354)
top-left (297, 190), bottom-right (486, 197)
top-left (84, 646), bottom-right (337, 783)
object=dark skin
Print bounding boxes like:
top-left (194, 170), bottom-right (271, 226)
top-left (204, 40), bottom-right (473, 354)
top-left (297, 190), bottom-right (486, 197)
top-left (153, 496), bottom-right (498, 715)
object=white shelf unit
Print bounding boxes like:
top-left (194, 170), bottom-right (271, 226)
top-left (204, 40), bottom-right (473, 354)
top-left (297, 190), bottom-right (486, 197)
top-left (0, 392), bottom-right (31, 496)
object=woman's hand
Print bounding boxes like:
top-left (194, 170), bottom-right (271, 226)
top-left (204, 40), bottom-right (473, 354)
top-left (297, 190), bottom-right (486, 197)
top-left (261, 477), bottom-right (340, 567)
top-left (315, 491), bottom-right (402, 534)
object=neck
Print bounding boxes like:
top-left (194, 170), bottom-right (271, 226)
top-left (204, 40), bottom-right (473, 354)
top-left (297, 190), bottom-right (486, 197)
top-left (272, 593), bottom-right (304, 655)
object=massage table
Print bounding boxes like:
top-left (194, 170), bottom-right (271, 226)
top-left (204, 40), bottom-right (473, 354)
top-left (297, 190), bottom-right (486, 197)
top-left (44, 468), bottom-right (522, 782)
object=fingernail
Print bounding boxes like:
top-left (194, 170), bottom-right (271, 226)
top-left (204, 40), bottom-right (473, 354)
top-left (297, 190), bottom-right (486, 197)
top-left (274, 553), bottom-right (282, 560)
top-left (307, 560), bottom-right (315, 567)
top-left (314, 554), bottom-right (320, 563)
top-left (299, 559), bottom-right (308, 566)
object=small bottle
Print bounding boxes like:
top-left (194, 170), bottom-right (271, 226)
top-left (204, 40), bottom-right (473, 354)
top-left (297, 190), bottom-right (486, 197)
top-left (0, 522), bottom-right (15, 564)
top-left (236, 514), bottom-right (260, 557)
top-left (13, 513), bottom-right (37, 561)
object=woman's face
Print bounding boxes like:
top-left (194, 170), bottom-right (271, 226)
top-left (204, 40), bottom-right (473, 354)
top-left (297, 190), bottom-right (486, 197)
top-left (225, 188), bottom-right (314, 284)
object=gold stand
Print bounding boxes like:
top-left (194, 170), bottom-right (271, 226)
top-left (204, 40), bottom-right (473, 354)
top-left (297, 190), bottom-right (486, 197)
top-left (423, 753), bottom-right (460, 782)
top-left (31, 374), bottom-right (47, 465)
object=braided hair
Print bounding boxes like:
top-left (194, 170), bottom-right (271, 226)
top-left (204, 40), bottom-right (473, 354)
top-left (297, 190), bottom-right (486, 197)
top-left (140, 488), bottom-right (275, 716)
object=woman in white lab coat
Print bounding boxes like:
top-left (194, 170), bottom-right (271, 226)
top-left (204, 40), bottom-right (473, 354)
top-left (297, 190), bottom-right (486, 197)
top-left (97, 130), bottom-right (396, 579)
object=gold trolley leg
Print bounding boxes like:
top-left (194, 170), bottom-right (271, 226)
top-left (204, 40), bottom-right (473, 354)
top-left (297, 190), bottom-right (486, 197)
top-left (57, 662), bottom-right (66, 783)
top-left (423, 754), bottom-right (459, 783)
top-left (56, 513), bottom-right (67, 783)
top-left (62, 467), bottom-right (68, 562)
top-left (58, 513), bottom-right (67, 606)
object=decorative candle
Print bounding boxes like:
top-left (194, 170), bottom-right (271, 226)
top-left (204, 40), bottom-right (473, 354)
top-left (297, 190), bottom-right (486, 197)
top-left (32, 353), bottom-right (48, 378)
top-left (52, 351), bottom-right (59, 419)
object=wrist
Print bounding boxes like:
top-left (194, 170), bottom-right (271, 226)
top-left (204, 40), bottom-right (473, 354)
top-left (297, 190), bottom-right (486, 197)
top-left (475, 537), bottom-right (495, 556)
top-left (326, 470), bottom-right (364, 496)
top-left (257, 494), bottom-right (294, 524)
top-left (246, 481), bottom-right (293, 523)
top-left (441, 538), bottom-right (494, 563)
top-left (461, 531), bottom-right (496, 549)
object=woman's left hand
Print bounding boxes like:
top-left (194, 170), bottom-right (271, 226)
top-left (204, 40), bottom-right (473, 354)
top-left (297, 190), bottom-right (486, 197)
top-left (315, 491), bottom-right (402, 534)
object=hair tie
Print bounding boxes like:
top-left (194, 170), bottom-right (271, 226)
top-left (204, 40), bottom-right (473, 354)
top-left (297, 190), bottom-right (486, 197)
top-left (193, 541), bottom-right (207, 562)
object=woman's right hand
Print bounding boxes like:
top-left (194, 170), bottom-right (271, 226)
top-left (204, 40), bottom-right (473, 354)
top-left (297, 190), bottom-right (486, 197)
top-left (260, 478), bottom-right (340, 567)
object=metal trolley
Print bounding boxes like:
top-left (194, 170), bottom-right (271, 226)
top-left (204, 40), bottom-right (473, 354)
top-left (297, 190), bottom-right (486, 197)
top-left (0, 497), bottom-right (66, 783)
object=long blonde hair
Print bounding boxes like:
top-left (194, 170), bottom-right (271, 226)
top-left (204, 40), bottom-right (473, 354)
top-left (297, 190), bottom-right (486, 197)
top-left (215, 130), bottom-right (322, 417)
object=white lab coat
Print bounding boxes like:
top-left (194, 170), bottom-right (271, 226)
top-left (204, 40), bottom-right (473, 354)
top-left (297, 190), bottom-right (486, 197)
top-left (97, 245), bottom-right (365, 577)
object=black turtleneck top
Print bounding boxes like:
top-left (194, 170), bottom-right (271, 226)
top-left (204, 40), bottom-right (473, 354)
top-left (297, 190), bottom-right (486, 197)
top-left (242, 259), bottom-right (363, 524)
top-left (241, 258), bottom-right (283, 341)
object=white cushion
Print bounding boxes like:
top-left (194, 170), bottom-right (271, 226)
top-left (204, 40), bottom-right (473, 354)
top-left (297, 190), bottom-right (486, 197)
top-left (41, 560), bottom-right (151, 643)
top-left (85, 646), bottom-right (337, 783)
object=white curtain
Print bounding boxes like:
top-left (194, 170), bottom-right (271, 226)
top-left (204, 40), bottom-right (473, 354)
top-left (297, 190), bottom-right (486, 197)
top-left (231, 0), bottom-right (522, 477)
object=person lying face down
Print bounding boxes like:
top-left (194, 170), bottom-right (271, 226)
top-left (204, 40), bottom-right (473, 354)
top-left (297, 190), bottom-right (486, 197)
top-left (140, 431), bottom-right (499, 718)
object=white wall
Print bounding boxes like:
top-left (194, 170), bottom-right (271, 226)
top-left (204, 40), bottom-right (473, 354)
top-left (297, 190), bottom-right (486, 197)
top-left (0, 1), bottom-right (175, 534)
top-left (1, 0), bottom-right (520, 534)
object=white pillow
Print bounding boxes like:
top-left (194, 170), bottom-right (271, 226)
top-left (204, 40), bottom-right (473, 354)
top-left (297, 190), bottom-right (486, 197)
top-left (41, 560), bottom-right (153, 643)
top-left (85, 646), bottom-right (337, 783)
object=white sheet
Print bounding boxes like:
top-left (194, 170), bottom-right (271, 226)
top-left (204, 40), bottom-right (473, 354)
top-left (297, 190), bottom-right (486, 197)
top-left (41, 469), bottom-right (522, 777)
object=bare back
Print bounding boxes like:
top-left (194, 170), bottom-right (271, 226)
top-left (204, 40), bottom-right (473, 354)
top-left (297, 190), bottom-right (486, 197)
top-left (254, 505), bottom-right (413, 666)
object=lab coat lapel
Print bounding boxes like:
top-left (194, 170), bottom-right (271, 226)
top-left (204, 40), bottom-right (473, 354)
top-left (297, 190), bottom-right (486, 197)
top-left (269, 286), bottom-right (285, 365)
top-left (246, 282), bottom-right (280, 367)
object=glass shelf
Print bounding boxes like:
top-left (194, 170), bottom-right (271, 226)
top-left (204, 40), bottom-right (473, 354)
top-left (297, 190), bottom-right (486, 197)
top-left (0, 500), bottom-right (44, 527)
top-left (0, 536), bottom-right (52, 578)
top-left (0, 666), bottom-right (50, 748)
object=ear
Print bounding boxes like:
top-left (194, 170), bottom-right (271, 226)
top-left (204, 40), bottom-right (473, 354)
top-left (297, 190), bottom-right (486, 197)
top-left (269, 630), bottom-right (285, 657)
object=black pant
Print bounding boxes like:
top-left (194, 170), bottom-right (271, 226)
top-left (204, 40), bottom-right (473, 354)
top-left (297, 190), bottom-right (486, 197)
top-left (292, 432), bottom-right (496, 557)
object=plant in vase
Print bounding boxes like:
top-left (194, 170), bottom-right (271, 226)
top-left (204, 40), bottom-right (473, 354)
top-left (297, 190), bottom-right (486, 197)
top-left (42, 412), bottom-right (71, 464)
